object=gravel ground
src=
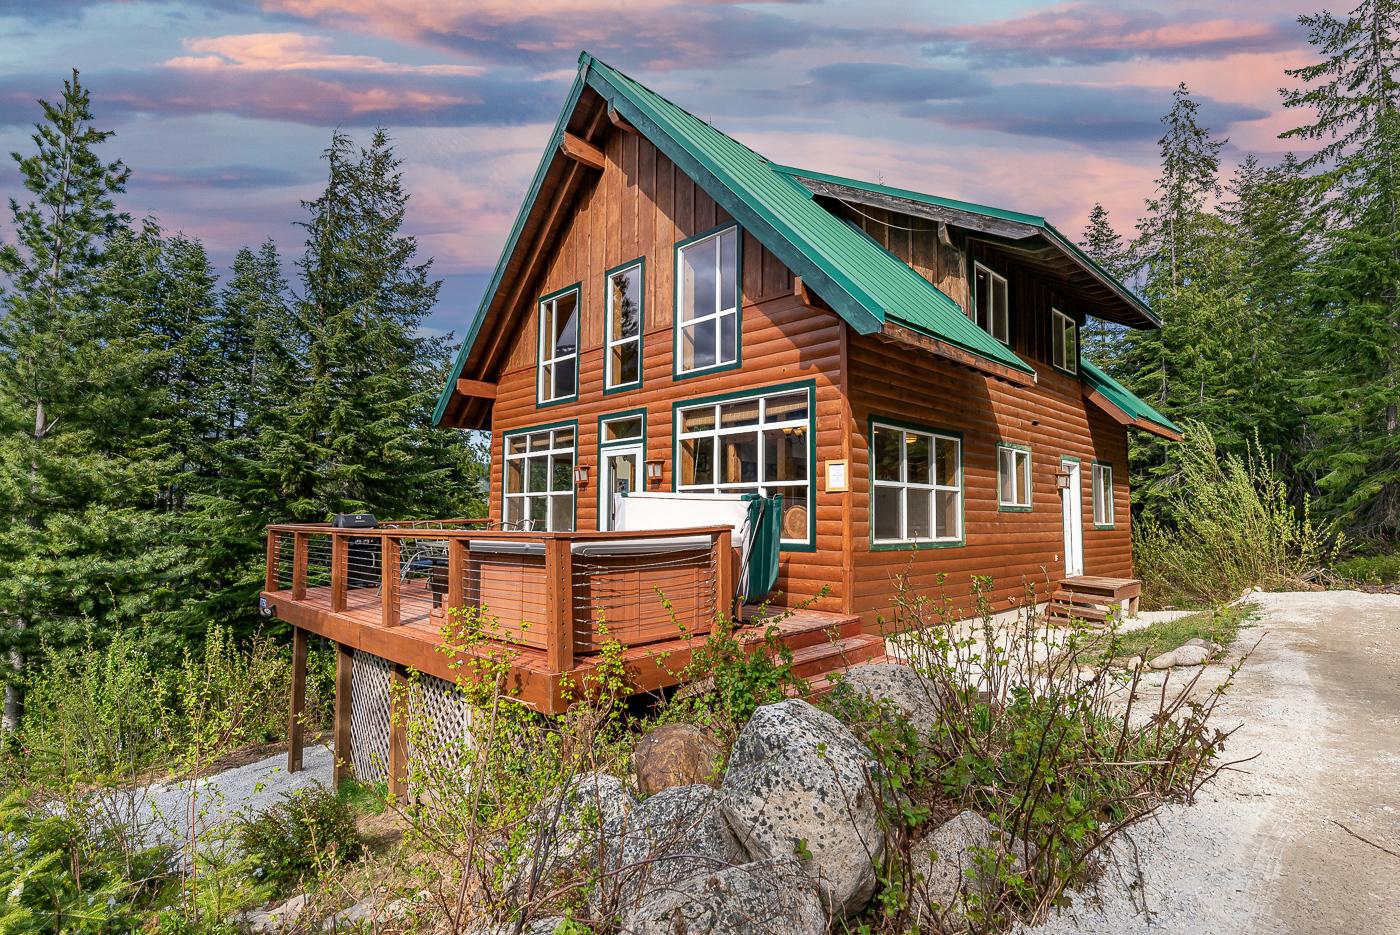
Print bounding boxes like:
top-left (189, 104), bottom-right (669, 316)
top-left (1024, 590), bottom-right (1400, 935)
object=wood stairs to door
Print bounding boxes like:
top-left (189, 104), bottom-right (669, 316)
top-left (738, 607), bottom-right (887, 694)
top-left (1045, 575), bottom-right (1143, 627)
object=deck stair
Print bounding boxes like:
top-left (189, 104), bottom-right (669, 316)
top-left (1045, 576), bottom-right (1142, 627)
top-left (738, 606), bottom-right (887, 692)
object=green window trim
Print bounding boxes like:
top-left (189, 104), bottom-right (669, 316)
top-left (971, 261), bottom-right (1011, 346)
top-left (672, 222), bottom-right (743, 382)
top-left (996, 441), bottom-right (1033, 513)
top-left (501, 418), bottom-right (579, 532)
top-left (535, 282), bottom-right (582, 409)
top-left (1092, 460), bottom-right (1116, 529)
top-left (670, 378), bottom-right (816, 552)
top-left (867, 415), bottom-right (966, 551)
top-left (603, 257), bottom-right (646, 396)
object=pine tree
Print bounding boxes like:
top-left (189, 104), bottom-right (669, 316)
top-left (1283, 0), bottom-right (1400, 541)
top-left (1078, 203), bottom-right (1130, 367)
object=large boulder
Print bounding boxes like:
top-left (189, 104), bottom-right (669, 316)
top-left (620, 857), bottom-right (826, 935)
top-left (601, 784), bottom-right (745, 914)
top-left (505, 771), bottom-right (636, 899)
top-left (830, 662), bottom-right (944, 736)
top-left (908, 811), bottom-right (1032, 928)
top-left (634, 723), bottom-right (723, 794)
top-left (719, 699), bottom-right (883, 917)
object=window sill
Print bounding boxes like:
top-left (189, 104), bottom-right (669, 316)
top-left (998, 504), bottom-right (1033, 513)
top-left (870, 539), bottom-right (965, 551)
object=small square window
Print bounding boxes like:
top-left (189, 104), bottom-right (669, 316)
top-left (973, 262), bottom-right (1010, 344)
top-left (998, 445), bottom-right (1032, 509)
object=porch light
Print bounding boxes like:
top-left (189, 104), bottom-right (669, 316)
top-left (1055, 469), bottom-right (1072, 490)
top-left (645, 459), bottom-right (664, 482)
top-left (574, 464), bottom-right (590, 486)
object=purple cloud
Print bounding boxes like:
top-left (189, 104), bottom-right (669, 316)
top-left (800, 63), bottom-right (991, 105)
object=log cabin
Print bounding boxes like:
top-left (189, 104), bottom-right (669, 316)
top-left (262, 53), bottom-right (1179, 783)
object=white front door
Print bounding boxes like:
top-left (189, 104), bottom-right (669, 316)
top-left (599, 444), bottom-right (643, 531)
top-left (1061, 458), bottom-right (1084, 577)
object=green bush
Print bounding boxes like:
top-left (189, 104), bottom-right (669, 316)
top-left (1134, 423), bottom-right (1337, 607)
top-left (237, 783), bottom-right (365, 891)
top-left (1332, 552), bottom-right (1400, 585)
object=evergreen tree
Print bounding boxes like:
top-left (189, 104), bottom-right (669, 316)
top-left (1283, 0), bottom-right (1400, 541)
top-left (1078, 202), bottom-right (1130, 367)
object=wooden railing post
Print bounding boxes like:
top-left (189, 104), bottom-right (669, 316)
top-left (381, 536), bottom-right (400, 627)
top-left (287, 627), bottom-right (308, 773)
top-left (446, 538), bottom-right (466, 619)
top-left (264, 531), bottom-right (279, 592)
top-left (333, 641), bottom-right (353, 787)
top-left (714, 528), bottom-right (734, 635)
top-left (330, 532), bottom-right (348, 613)
top-left (292, 532), bottom-right (308, 600)
top-left (387, 664), bottom-right (409, 802)
top-left (545, 536), bottom-right (574, 673)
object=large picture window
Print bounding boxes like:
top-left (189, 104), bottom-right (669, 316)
top-left (998, 444), bottom-right (1032, 510)
top-left (676, 385), bottom-right (811, 546)
top-left (503, 425), bottom-right (575, 531)
top-left (973, 262), bottom-right (1010, 344)
top-left (537, 287), bottom-right (579, 404)
top-left (676, 226), bottom-right (739, 376)
top-left (1052, 308), bottom-right (1078, 373)
top-left (605, 261), bottom-right (643, 392)
top-left (1093, 462), bottom-right (1114, 528)
top-left (871, 421), bottom-right (962, 546)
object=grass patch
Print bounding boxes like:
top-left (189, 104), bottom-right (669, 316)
top-left (1113, 604), bottom-right (1250, 660)
top-left (1332, 552), bottom-right (1400, 586)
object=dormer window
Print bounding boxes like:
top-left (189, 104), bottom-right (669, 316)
top-left (1051, 307), bottom-right (1078, 373)
top-left (972, 262), bottom-right (1010, 344)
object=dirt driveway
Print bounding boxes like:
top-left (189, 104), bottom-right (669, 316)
top-left (1027, 590), bottom-right (1400, 935)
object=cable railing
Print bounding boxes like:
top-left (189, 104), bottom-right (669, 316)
top-left (263, 521), bottom-right (734, 674)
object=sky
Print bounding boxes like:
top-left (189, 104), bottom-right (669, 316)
top-left (0, 0), bottom-right (1319, 337)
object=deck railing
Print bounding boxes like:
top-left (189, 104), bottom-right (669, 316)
top-left (264, 522), bottom-right (734, 672)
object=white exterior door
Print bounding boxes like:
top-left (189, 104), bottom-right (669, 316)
top-left (600, 444), bottom-right (643, 531)
top-left (1061, 458), bottom-right (1084, 577)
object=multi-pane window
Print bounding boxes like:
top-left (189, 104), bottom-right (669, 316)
top-left (537, 288), bottom-right (579, 404)
top-left (677, 226), bottom-right (739, 375)
top-left (606, 262), bottom-right (643, 391)
top-left (1052, 308), bottom-right (1078, 373)
top-left (973, 262), bottom-right (1010, 344)
top-left (503, 426), bottom-right (575, 531)
top-left (998, 445), bottom-right (1032, 510)
top-left (871, 423), bottom-right (962, 545)
top-left (676, 388), bottom-right (810, 545)
top-left (1093, 462), bottom-right (1114, 527)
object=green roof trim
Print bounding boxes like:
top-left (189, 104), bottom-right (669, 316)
top-left (1080, 358), bottom-right (1181, 435)
top-left (772, 164), bottom-right (1159, 328)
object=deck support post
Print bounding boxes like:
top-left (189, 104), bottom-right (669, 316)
top-left (291, 533), bottom-right (308, 600)
top-left (287, 627), bottom-right (308, 773)
top-left (446, 538), bottom-right (466, 620)
top-left (333, 641), bottom-right (353, 787)
top-left (713, 528), bottom-right (734, 635)
top-left (330, 533), bottom-right (348, 613)
top-left (387, 664), bottom-right (410, 802)
top-left (381, 537), bottom-right (400, 627)
top-left (545, 537), bottom-right (574, 674)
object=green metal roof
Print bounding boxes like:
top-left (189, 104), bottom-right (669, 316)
top-left (771, 164), bottom-right (1159, 327)
top-left (1080, 358), bottom-right (1181, 436)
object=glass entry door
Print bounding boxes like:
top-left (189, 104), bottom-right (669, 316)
top-left (600, 444), bottom-right (643, 531)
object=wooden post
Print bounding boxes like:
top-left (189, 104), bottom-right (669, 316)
top-left (333, 641), bottom-right (353, 787)
top-left (446, 538), bottom-right (466, 618)
top-left (387, 664), bottom-right (409, 802)
top-left (381, 537), bottom-right (400, 627)
top-left (264, 531), bottom-right (279, 592)
top-left (330, 532), bottom-right (348, 613)
top-left (287, 627), bottom-right (308, 773)
top-left (291, 532), bottom-right (308, 600)
top-left (713, 528), bottom-right (735, 635)
top-left (545, 536), bottom-right (574, 673)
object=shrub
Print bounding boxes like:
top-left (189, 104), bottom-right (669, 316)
top-left (1332, 552), bottom-right (1400, 585)
top-left (661, 618), bottom-right (802, 738)
top-left (237, 783), bottom-right (365, 891)
top-left (1133, 422), bottom-right (1338, 606)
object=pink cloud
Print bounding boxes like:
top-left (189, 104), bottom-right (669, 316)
top-left (167, 32), bottom-right (485, 76)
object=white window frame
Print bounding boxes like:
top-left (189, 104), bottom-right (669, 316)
top-left (675, 387), bottom-right (811, 546)
top-left (1051, 307), bottom-right (1078, 374)
top-left (537, 287), bottom-right (579, 405)
top-left (675, 226), bottom-right (739, 377)
top-left (870, 422), bottom-right (963, 546)
top-left (1093, 462), bottom-right (1114, 528)
top-left (503, 425), bottom-right (575, 531)
top-left (998, 444), bottom-right (1032, 510)
top-left (605, 261), bottom-right (643, 392)
top-left (972, 261), bottom-right (1010, 344)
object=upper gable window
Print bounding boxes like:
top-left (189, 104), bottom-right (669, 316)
top-left (972, 262), bottom-right (1010, 344)
top-left (1051, 307), bottom-right (1078, 373)
top-left (676, 225), bottom-right (740, 377)
top-left (605, 261), bottom-right (644, 393)
top-left (537, 286), bottom-right (579, 405)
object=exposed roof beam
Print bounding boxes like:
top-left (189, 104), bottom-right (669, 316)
top-left (796, 175), bottom-right (1038, 241)
top-left (880, 322), bottom-right (1036, 387)
top-left (455, 378), bottom-right (497, 400)
top-left (607, 103), bottom-right (635, 133)
top-left (559, 131), bottom-right (605, 171)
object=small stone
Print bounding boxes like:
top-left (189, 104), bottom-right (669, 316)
top-left (634, 723), bottom-right (723, 794)
top-left (621, 857), bottom-right (826, 935)
top-left (1076, 665), bottom-right (1097, 682)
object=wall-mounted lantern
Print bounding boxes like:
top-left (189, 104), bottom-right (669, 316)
top-left (645, 459), bottom-right (665, 483)
top-left (1055, 469), bottom-right (1072, 491)
top-left (574, 463), bottom-right (590, 486)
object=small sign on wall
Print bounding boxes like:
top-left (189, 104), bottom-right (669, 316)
top-left (825, 459), bottom-right (849, 493)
